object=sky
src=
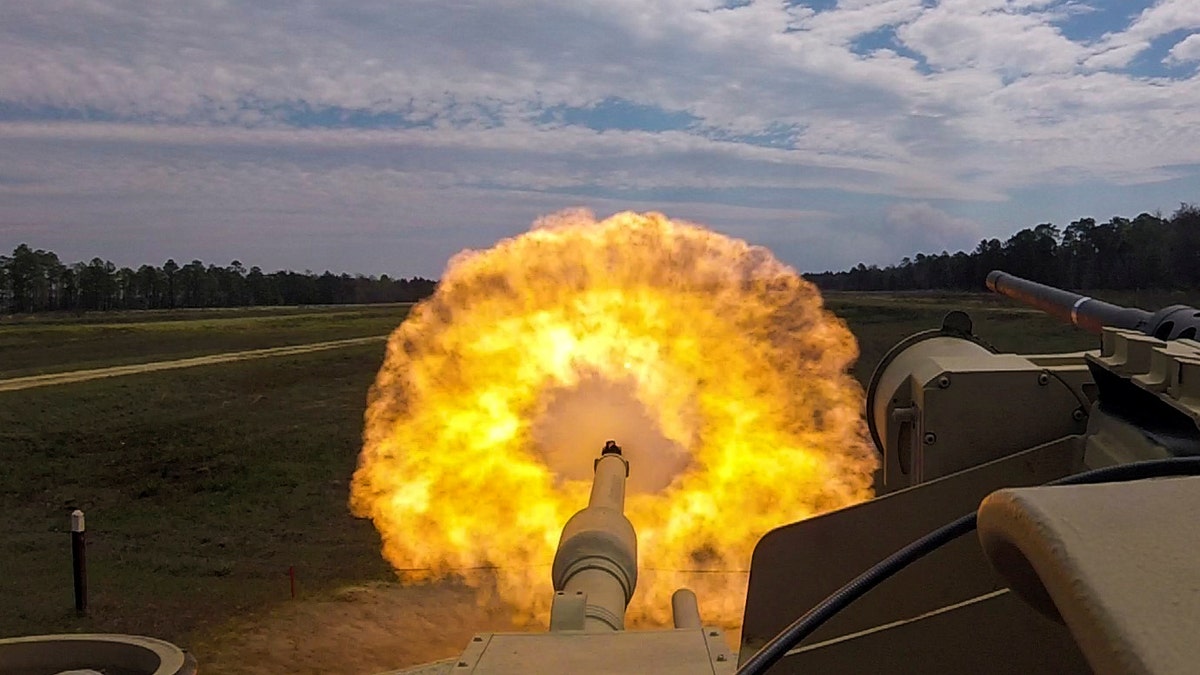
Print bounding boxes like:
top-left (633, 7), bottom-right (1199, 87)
top-left (1, 0), bottom-right (1198, 278)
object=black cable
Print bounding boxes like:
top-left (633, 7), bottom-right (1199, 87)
top-left (736, 456), bottom-right (1200, 675)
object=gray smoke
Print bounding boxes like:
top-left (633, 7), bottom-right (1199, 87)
top-left (531, 373), bottom-right (693, 494)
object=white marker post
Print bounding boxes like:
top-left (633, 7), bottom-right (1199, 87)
top-left (71, 509), bottom-right (87, 614)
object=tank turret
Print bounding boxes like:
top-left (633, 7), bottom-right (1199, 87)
top-left (740, 272), bottom-right (1200, 674)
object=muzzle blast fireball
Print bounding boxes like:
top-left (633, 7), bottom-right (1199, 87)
top-left (350, 210), bottom-right (878, 627)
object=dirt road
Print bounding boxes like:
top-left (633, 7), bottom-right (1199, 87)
top-left (0, 335), bottom-right (387, 393)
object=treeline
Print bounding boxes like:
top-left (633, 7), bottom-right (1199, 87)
top-left (809, 204), bottom-right (1200, 291)
top-left (0, 246), bottom-right (437, 313)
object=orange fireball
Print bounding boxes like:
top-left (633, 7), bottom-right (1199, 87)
top-left (350, 210), bottom-right (877, 627)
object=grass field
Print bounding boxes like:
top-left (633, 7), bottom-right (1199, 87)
top-left (0, 306), bottom-right (406, 664)
top-left (0, 292), bottom-right (1107, 672)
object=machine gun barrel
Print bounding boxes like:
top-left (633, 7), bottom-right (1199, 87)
top-left (987, 270), bottom-right (1200, 340)
top-left (986, 270), bottom-right (1152, 335)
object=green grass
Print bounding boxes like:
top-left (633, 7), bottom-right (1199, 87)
top-left (0, 292), bottom-right (1104, 654)
top-left (0, 305), bottom-right (409, 379)
top-left (1083, 288), bottom-right (1200, 310)
top-left (0, 343), bottom-right (395, 643)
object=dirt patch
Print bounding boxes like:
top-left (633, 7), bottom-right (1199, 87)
top-left (0, 336), bottom-right (385, 392)
top-left (189, 581), bottom-right (744, 674)
top-left (190, 581), bottom-right (524, 674)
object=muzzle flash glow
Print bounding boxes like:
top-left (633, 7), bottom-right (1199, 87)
top-left (350, 210), bottom-right (878, 628)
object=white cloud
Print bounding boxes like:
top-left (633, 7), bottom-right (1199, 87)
top-left (1167, 33), bottom-right (1200, 65)
top-left (793, 0), bottom-right (923, 43)
top-left (898, 1), bottom-right (1085, 75)
top-left (1122, 0), bottom-right (1200, 41)
top-left (0, 120), bottom-right (1004, 200)
top-left (1085, 0), bottom-right (1200, 69)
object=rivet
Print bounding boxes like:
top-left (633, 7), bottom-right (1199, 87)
top-left (472, 636), bottom-right (483, 642)
top-left (1073, 408), bottom-right (1086, 421)
top-left (1038, 372), bottom-right (1050, 386)
top-left (924, 432), bottom-right (937, 445)
top-left (937, 375), bottom-right (951, 389)
top-left (717, 654), bottom-right (728, 662)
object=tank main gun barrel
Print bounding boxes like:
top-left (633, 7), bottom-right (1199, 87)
top-left (986, 270), bottom-right (1151, 335)
top-left (550, 440), bottom-right (638, 632)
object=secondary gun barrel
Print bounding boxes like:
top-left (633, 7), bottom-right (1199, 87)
top-left (550, 441), bottom-right (638, 632)
top-left (987, 270), bottom-right (1200, 340)
top-left (986, 270), bottom-right (1152, 335)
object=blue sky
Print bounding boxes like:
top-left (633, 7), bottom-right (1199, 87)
top-left (0, 0), bottom-right (1198, 277)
